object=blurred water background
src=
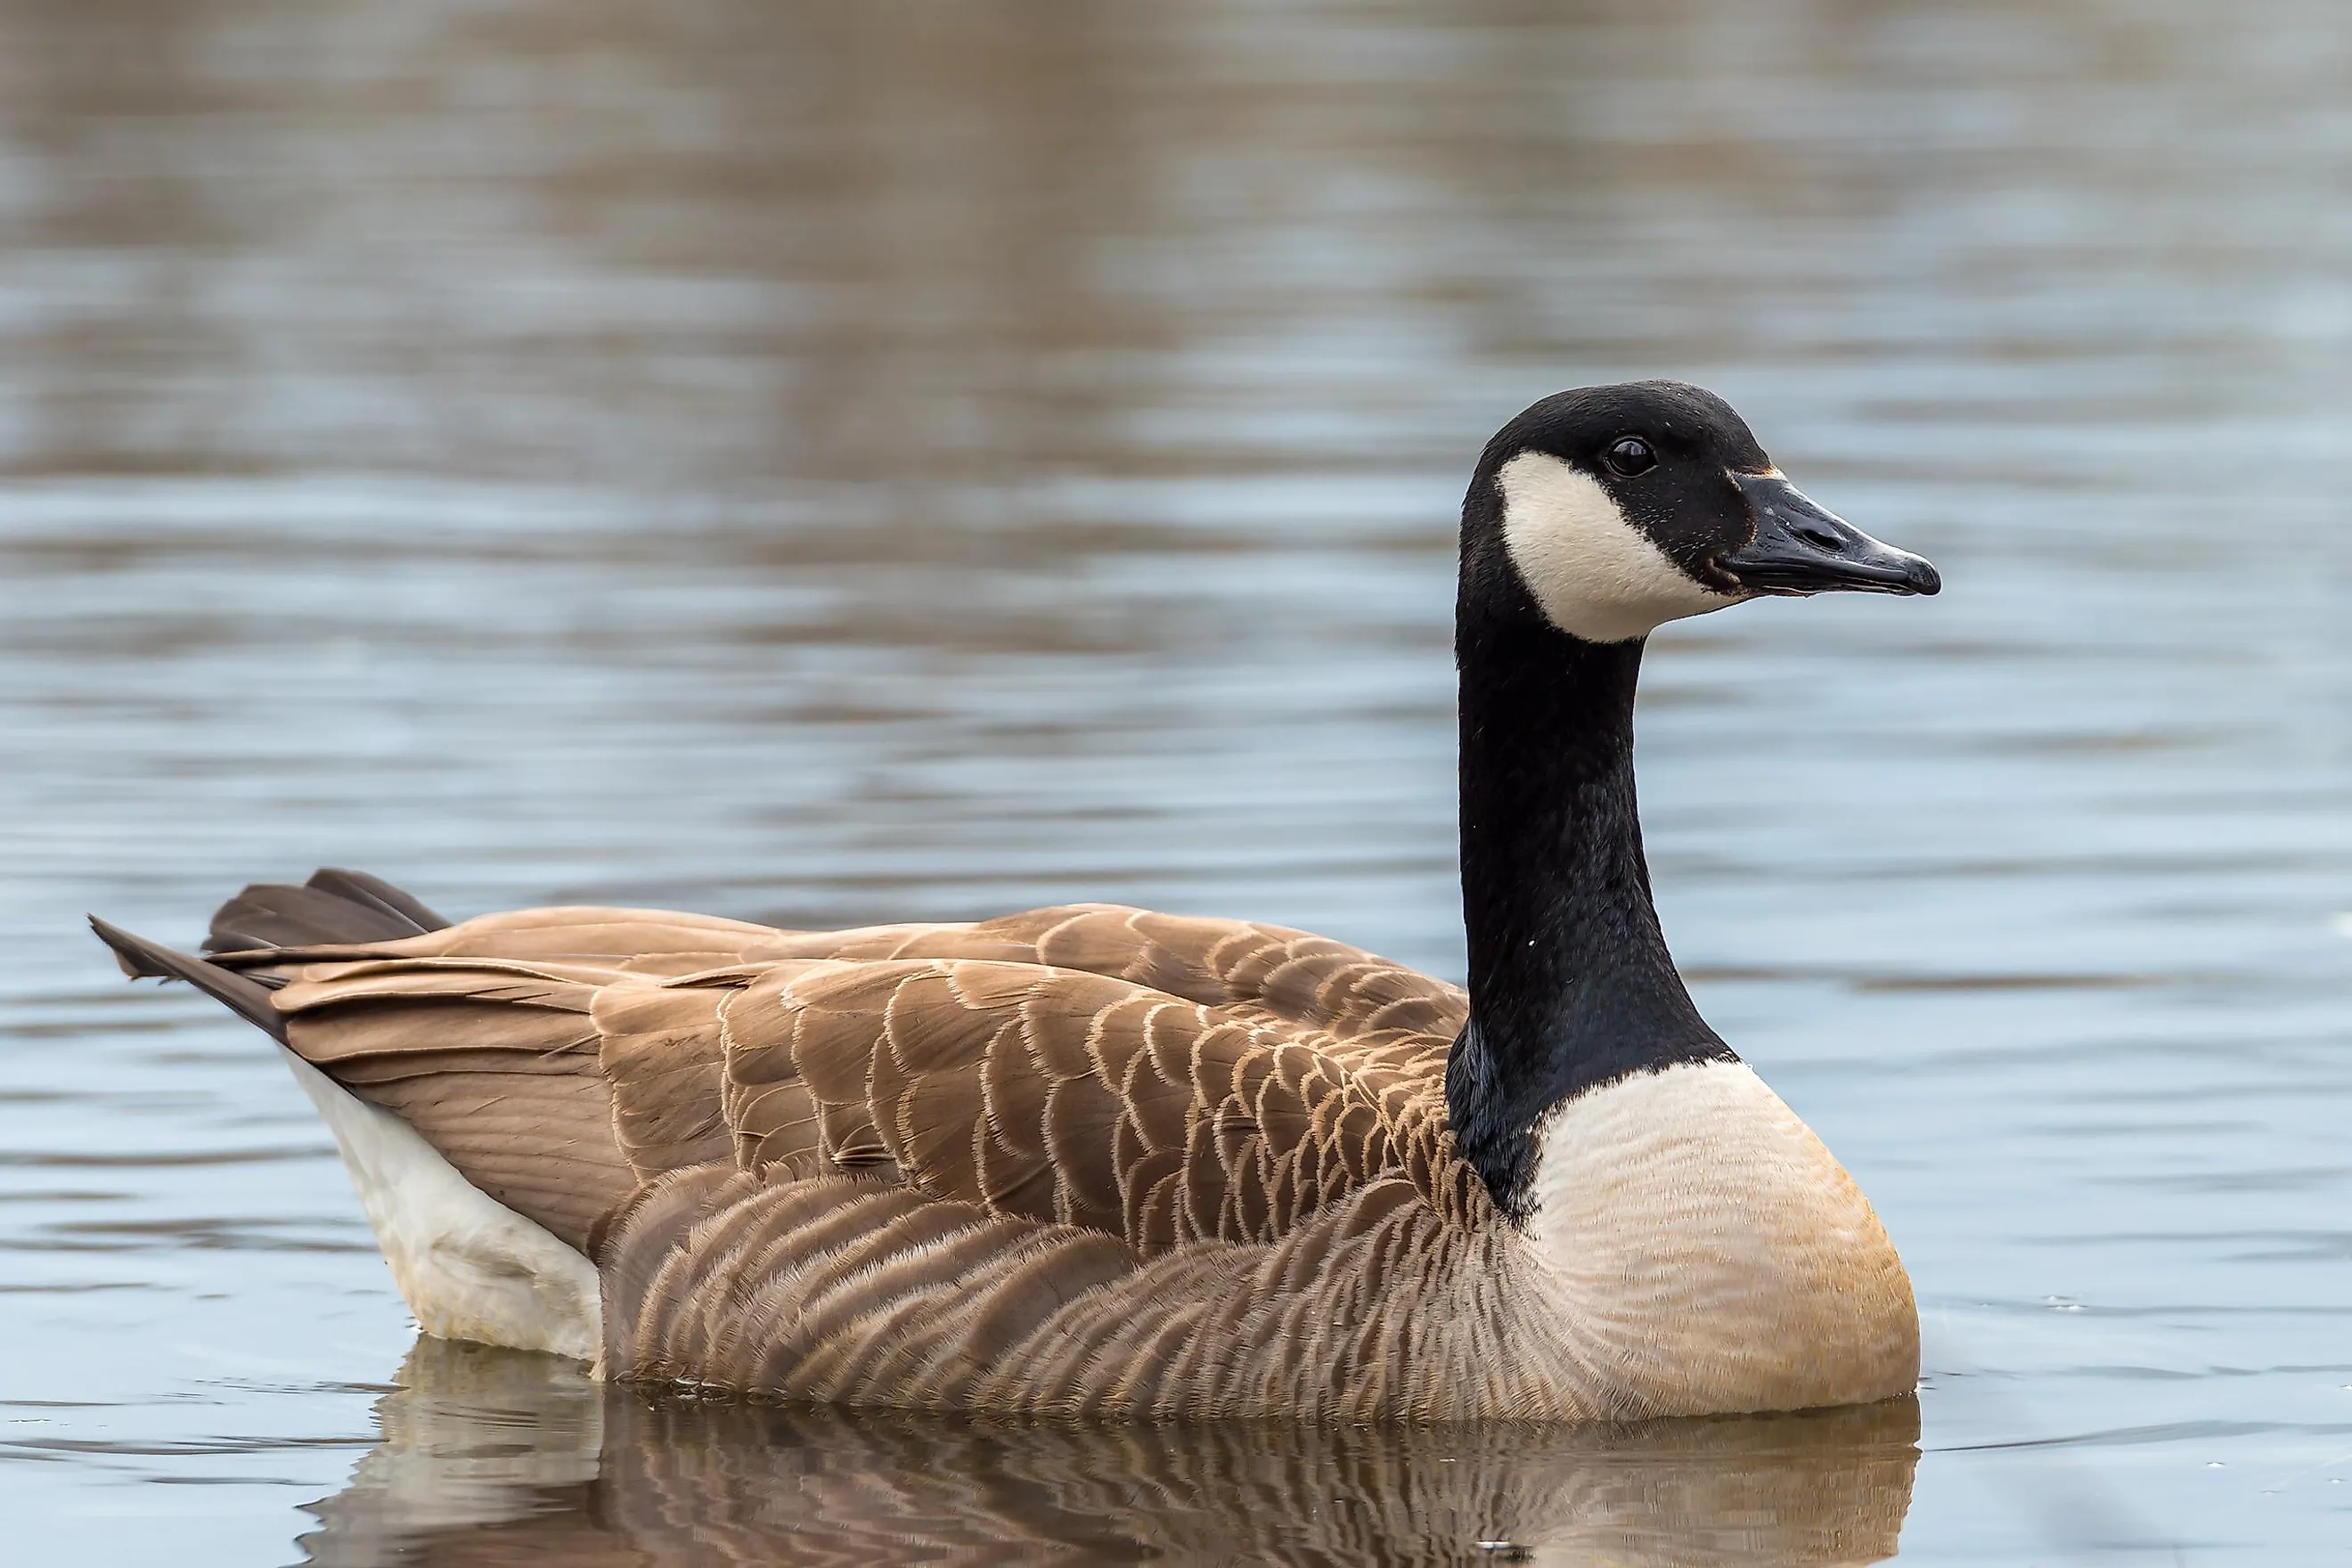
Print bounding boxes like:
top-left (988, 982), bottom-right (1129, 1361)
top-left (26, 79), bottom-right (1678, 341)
top-left (1, 0), bottom-right (2349, 1562)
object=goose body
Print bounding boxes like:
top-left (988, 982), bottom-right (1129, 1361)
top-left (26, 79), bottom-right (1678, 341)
top-left (94, 383), bottom-right (1938, 1422)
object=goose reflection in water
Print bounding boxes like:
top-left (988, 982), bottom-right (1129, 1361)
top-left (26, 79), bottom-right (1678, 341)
top-left (299, 1338), bottom-right (1918, 1567)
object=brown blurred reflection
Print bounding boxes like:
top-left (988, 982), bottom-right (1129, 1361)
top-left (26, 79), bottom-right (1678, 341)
top-left (298, 1338), bottom-right (1919, 1568)
top-left (0, 0), bottom-right (1183, 497)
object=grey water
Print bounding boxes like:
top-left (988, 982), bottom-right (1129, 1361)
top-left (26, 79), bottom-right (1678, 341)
top-left (0, 0), bottom-right (2348, 1561)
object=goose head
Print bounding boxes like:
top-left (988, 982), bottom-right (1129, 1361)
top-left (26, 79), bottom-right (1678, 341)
top-left (1462, 380), bottom-right (1939, 644)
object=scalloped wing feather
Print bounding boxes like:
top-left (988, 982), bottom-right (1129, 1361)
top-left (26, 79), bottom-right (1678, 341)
top-left (712, 954), bottom-right (1479, 1253)
top-left (222, 902), bottom-right (1495, 1415)
top-left (239, 905), bottom-right (1485, 1256)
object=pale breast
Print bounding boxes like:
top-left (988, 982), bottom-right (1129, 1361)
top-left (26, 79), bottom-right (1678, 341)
top-left (1507, 1059), bottom-right (1919, 1417)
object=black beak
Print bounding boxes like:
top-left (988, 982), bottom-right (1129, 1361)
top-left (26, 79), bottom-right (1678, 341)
top-left (1719, 473), bottom-right (1940, 598)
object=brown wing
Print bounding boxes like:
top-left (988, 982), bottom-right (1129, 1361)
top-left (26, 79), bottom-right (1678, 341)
top-left (237, 902), bottom-right (1473, 1260)
top-left (717, 956), bottom-right (1479, 1254)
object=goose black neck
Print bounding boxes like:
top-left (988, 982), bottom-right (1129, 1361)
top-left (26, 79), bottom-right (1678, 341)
top-left (1445, 619), bottom-right (1732, 1219)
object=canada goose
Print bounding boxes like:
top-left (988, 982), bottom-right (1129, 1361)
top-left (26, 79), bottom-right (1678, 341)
top-left (93, 381), bottom-right (1940, 1423)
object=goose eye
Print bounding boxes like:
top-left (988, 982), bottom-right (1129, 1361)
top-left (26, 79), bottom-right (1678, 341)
top-left (1605, 437), bottom-right (1655, 477)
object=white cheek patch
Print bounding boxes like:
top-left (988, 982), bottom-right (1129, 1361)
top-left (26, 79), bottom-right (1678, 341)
top-left (1497, 452), bottom-right (1740, 642)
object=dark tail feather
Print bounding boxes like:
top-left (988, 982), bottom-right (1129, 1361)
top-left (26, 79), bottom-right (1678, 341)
top-left (302, 868), bottom-right (449, 935)
top-left (88, 917), bottom-right (290, 1043)
top-left (206, 868), bottom-right (452, 954)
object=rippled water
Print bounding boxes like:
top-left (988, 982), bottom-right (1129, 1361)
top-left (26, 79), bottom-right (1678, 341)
top-left (2, 0), bottom-right (2349, 1561)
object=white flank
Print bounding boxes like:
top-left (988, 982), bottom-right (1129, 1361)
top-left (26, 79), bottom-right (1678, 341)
top-left (281, 1048), bottom-right (603, 1364)
top-left (1515, 1058), bottom-right (1917, 1415)
top-left (1497, 451), bottom-right (1738, 642)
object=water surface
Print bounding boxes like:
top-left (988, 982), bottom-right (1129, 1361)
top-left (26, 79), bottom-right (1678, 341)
top-left (1, 0), bottom-right (2349, 1561)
